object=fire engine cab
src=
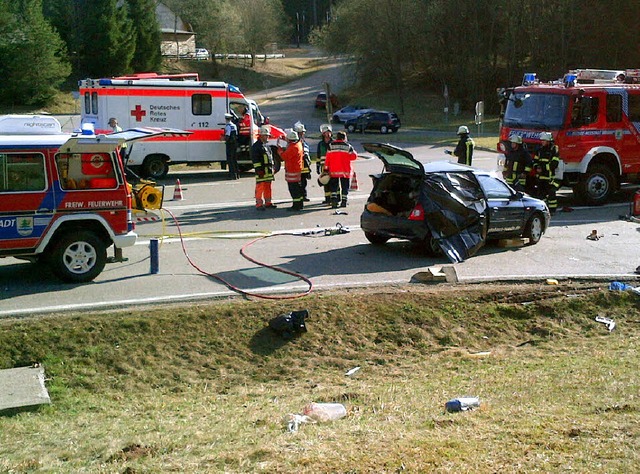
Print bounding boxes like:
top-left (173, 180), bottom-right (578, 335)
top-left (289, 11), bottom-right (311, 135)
top-left (498, 68), bottom-right (640, 205)
top-left (0, 115), bottom-right (183, 283)
top-left (79, 73), bottom-right (285, 179)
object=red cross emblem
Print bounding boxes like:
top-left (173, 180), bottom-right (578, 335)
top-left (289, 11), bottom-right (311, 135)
top-left (130, 105), bottom-right (147, 122)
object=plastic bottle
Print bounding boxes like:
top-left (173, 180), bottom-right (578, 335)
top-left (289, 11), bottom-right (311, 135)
top-left (445, 397), bottom-right (480, 413)
top-left (302, 402), bottom-right (347, 422)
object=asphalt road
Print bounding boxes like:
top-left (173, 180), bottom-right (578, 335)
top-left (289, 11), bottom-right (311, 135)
top-left (1, 143), bottom-right (638, 317)
top-left (3, 55), bottom-right (640, 316)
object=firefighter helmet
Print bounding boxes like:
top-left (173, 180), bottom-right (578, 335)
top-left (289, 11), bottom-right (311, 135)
top-left (258, 125), bottom-right (271, 136)
top-left (540, 132), bottom-right (553, 142)
top-left (293, 121), bottom-right (306, 133)
top-left (509, 134), bottom-right (523, 144)
top-left (457, 125), bottom-right (470, 135)
top-left (320, 123), bottom-right (332, 133)
top-left (286, 130), bottom-right (299, 142)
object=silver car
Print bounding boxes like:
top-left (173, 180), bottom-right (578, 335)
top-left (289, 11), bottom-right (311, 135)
top-left (331, 105), bottom-right (372, 123)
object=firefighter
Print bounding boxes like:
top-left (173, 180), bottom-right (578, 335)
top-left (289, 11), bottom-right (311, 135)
top-left (316, 123), bottom-right (333, 204)
top-left (293, 121), bottom-right (311, 202)
top-left (251, 126), bottom-right (277, 211)
top-left (278, 130), bottom-right (305, 211)
top-left (446, 125), bottom-right (474, 165)
top-left (223, 113), bottom-right (239, 180)
top-left (533, 132), bottom-right (560, 214)
top-left (503, 134), bottom-right (532, 191)
top-left (324, 131), bottom-right (357, 208)
top-left (238, 105), bottom-right (252, 149)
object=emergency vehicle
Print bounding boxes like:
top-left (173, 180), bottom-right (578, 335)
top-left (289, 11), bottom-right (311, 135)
top-left (79, 73), bottom-right (285, 179)
top-left (0, 115), bottom-right (183, 283)
top-left (498, 68), bottom-right (640, 204)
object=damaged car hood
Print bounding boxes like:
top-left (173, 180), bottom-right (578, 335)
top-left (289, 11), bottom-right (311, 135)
top-left (420, 170), bottom-right (487, 263)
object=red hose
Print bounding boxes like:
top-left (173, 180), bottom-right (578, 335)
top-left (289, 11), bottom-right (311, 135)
top-left (162, 208), bottom-right (312, 299)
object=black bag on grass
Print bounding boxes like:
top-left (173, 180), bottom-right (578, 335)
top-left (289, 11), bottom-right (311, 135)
top-left (269, 310), bottom-right (308, 339)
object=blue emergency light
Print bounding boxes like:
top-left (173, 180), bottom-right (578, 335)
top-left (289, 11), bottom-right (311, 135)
top-left (564, 73), bottom-right (577, 87)
top-left (81, 122), bottom-right (95, 135)
top-left (522, 73), bottom-right (537, 86)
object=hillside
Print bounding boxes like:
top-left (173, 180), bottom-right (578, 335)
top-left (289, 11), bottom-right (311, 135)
top-left (1, 282), bottom-right (640, 472)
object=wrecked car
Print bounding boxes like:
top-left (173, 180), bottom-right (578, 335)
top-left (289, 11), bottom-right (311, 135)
top-left (360, 143), bottom-right (550, 263)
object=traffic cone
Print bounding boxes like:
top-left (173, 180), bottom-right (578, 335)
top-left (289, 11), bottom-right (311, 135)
top-left (172, 179), bottom-right (184, 201)
top-left (349, 171), bottom-right (359, 191)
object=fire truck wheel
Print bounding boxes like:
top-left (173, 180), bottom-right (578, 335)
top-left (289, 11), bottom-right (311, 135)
top-left (524, 212), bottom-right (544, 245)
top-left (142, 155), bottom-right (169, 180)
top-left (49, 231), bottom-right (107, 283)
top-left (574, 164), bottom-right (615, 205)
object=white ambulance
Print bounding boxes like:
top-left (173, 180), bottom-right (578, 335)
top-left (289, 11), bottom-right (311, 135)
top-left (79, 73), bottom-right (284, 179)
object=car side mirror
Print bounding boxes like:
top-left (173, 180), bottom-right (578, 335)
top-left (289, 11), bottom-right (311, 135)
top-left (512, 190), bottom-right (524, 200)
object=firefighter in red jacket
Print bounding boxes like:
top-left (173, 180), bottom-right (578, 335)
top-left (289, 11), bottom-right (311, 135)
top-left (324, 131), bottom-right (357, 208)
top-left (238, 105), bottom-right (252, 147)
top-left (278, 129), bottom-right (305, 211)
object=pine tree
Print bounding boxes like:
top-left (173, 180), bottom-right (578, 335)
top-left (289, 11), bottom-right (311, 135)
top-left (0, 0), bottom-right (70, 106)
top-left (127, 0), bottom-right (162, 72)
top-left (75, 0), bottom-right (136, 78)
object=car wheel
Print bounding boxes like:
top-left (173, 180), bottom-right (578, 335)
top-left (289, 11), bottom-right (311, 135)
top-left (422, 231), bottom-right (442, 256)
top-left (574, 164), bottom-right (615, 205)
top-left (380, 125), bottom-right (389, 134)
top-left (523, 213), bottom-right (544, 245)
top-left (49, 231), bottom-right (107, 282)
top-left (347, 124), bottom-right (356, 133)
top-left (142, 155), bottom-right (169, 179)
top-left (364, 231), bottom-right (389, 245)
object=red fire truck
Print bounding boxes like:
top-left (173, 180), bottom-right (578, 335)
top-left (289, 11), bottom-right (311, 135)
top-left (79, 73), bottom-right (285, 179)
top-left (498, 68), bottom-right (640, 204)
top-left (0, 115), bottom-right (183, 282)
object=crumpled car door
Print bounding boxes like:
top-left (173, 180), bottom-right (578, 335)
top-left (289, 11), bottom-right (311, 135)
top-left (420, 171), bottom-right (487, 263)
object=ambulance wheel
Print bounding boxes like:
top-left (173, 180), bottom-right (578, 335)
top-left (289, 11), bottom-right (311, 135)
top-left (49, 231), bottom-right (107, 283)
top-left (574, 164), bottom-right (615, 205)
top-left (142, 155), bottom-right (169, 179)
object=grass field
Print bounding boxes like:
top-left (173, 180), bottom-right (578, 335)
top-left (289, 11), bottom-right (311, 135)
top-left (1, 282), bottom-right (640, 472)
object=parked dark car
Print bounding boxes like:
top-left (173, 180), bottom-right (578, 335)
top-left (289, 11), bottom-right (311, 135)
top-left (360, 143), bottom-right (551, 262)
top-left (345, 111), bottom-right (401, 134)
top-left (315, 92), bottom-right (339, 109)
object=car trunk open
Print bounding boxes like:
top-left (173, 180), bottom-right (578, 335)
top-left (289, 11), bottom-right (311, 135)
top-left (363, 143), bottom-right (487, 263)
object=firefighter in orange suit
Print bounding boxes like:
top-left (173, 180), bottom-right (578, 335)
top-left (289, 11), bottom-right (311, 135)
top-left (324, 131), bottom-right (357, 208)
top-left (251, 126), bottom-right (277, 211)
top-left (278, 130), bottom-right (305, 211)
